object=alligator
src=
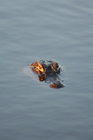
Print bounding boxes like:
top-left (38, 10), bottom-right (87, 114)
top-left (30, 60), bottom-right (64, 89)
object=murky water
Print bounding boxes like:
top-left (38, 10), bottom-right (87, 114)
top-left (0, 0), bottom-right (93, 140)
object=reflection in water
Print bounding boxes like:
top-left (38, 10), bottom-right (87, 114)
top-left (23, 66), bottom-right (40, 84)
top-left (23, 66), bottom-right (50, 88)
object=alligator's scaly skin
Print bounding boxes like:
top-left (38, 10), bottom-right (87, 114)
top-left (30, 60), bottom-right (64, 89)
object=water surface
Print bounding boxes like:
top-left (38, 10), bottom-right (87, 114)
top-left (0, 0), bottom-right (93, 140)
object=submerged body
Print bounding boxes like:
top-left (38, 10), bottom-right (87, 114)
top-left (31, 60), bottom-right (64, 89)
